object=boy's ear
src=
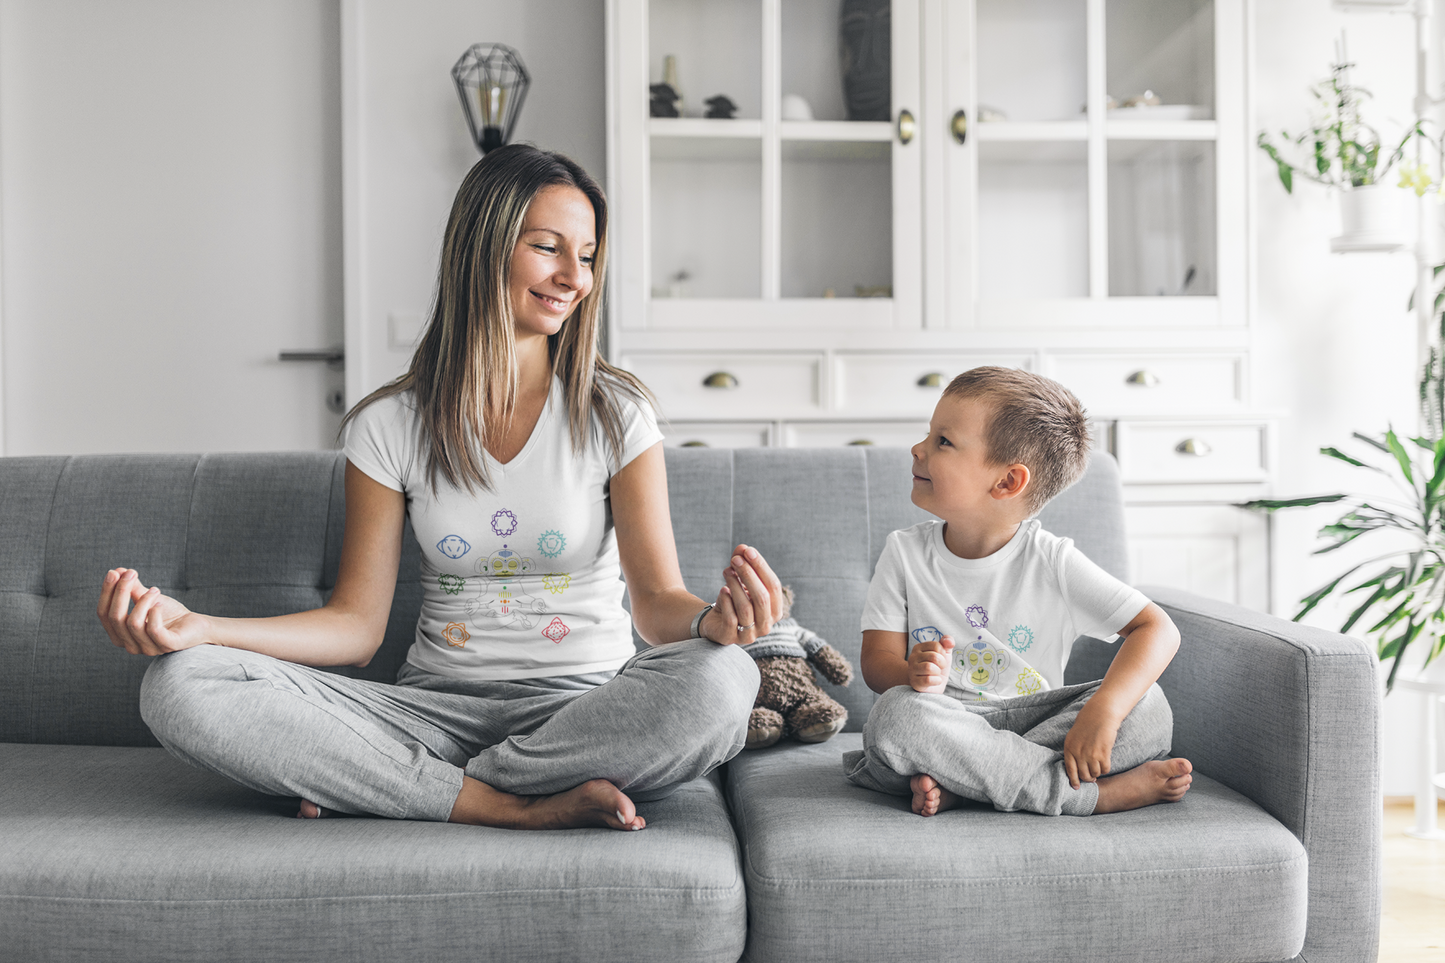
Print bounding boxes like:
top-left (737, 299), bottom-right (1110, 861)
top-left (991, 464), bottom-right (1030, 501)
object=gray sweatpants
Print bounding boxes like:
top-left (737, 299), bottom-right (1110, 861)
top-left (842, 680), bottom-right (1173, 816)
top-left (140, 638), bottom-right (760, 821)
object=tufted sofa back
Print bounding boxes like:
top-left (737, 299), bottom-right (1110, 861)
top-left (0, 448), bottom-right (1128, 746)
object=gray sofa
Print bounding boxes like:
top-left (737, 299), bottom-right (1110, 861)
top-left (0, 448), bottom-right (1379, 963)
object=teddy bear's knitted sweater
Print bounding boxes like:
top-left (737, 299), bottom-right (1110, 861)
top-left (744, 617), bottom-right (827, 661)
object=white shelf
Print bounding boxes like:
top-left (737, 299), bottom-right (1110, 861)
top-left (974, 121), bottom-right (1089, 142)
top-left (778, 120), bottom-right (892, 142)
top-left (1106, 120), bottom-right (1219, 140)
top-left (649, 118), bottom-right (763, 138)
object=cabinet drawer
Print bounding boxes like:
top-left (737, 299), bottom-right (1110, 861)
top-left (833, 353), bottom-right (1034, 417)
top-left (1116, 422), bottom-right (1268, 483)
top-left (660, 421), bottom-right (772, 449)
top-left (1047, 354), bottom-right (1244, 415)
top-left (782, 421), bottom-right (928, 449)
top-left (622, 354), bottom-right (821, 420)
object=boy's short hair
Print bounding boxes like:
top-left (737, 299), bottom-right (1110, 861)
top-left (943, 367), bottom-right (1091, 515)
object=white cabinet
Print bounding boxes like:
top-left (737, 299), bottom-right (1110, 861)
top-left (606, 0), bottom-right (1271, 611)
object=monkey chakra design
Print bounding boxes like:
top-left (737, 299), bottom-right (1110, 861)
top-left (438, 573), bottom-right (466, 596)
top-left (541, 617), bottom-right (570, 643)
top-left (491, 509), bottom-right (518, 537)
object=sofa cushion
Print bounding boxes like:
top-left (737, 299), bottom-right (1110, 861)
top-left (0, 743), bottom-right (746, 963)
top-left (726, 734), bottom-right (1308, 963)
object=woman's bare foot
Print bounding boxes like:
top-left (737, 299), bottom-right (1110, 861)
top-left (910, 774), bottom-right (961, 816)
top-left (1093, 758), bottom-right (1193, 814)
top-left (449, 776), bottom-right (646, 831)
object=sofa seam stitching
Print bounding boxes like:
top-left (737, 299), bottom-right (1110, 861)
top-left (28, 456), bottom-right (70, 744)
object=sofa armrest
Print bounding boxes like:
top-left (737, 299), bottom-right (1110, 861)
top-left (1142, 585), bottom-right (1381, 963)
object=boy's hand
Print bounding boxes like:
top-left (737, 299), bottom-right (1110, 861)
top-left (1062, 705), bottom-right (1121, 789)
top-left (907, 636), bottom-right (955, 693)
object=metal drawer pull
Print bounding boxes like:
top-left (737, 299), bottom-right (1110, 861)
top-left (1175, 438), bottom-right (1212, 456)
top-left (847, 439), bottom-right (875, 446)
top-left (279, 348), bottom-right (345, 369)
top-left (1125, 370), bottom-right (1161, 387)
top-left (917, 372), bottom-right (945, 388)
top-left (951, 108), bottom-right (967, 145)
top-left (897, 109), bottom-right (915, 144)
top-left (680, 440), bottom-right (709, 448)
top-left (703, 372), bottom-right (739, 389)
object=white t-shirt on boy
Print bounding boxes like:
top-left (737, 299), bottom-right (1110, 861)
top-left (343, 377), bottom-right (664, 681)
top-left (861, 519), bottom-right (1149, 701)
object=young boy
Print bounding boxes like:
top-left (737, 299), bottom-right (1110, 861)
top-left (842, 367), bottom-right (1193, 817)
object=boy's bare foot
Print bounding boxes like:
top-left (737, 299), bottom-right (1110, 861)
top-left (297, 799), bottom-right (327, 819)
top-left (450, 776), bottom-right (646, 831)
top-left (910, 773), bottom-right (961, 816)
top-left (1093, 758), bottom-right (1193, 814)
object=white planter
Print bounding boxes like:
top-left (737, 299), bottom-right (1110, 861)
top-left (1331, 183), bottom-right (1411, 253)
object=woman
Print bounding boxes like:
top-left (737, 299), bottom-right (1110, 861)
top-left (95, 145), bottom-right (774, 831)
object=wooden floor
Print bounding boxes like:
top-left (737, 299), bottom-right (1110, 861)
top-left (1381, 798), bottom-right (1444, 962)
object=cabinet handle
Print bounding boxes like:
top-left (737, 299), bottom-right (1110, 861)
top-left (951, 109), bottom-right (967, 145)
top-left (703, 372), bottom-right (739, 389)
top-left (1175, 438), bottom-right (1212, 456)
top-left (917, 372), bottom-right (945, 388)
top-left (680, 440), bottom-right (709, 448)
top-left (847, 439), bottom-right (875, 446)
top-left (1125, 370), bottom-right (1161, 387)
top-left (896, 109), bottom-right (915, 144)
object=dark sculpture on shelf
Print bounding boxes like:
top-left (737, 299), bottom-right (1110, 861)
top-left (704, 94), bottom-right (737, 119)
top-left (650, 83), bottom-right (681, 118)
top-left (840, 0), bottom-right (890, 122)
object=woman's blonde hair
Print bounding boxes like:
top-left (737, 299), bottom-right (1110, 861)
top-left (342, 144), bottom-right (651, 492)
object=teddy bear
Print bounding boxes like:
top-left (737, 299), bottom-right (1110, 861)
top-left (744, 586), bottom-right (855, 749)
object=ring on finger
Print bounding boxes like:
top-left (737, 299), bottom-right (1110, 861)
top-left (737, 623), bottom-right (754, 632)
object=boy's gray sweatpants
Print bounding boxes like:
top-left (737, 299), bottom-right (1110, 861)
top-left (843, 680), bottom-right (1173, 816)
top-left (140, 638), bottom-right (760, 821)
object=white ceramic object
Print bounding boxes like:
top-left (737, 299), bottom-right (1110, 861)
top-left (780, 93), bottom-right (813, 121)
top-left (1331, 183), bottom-right (1411, 253)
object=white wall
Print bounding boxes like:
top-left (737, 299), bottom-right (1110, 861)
top-left (1252, 0), bottom-right (1440, 795)
top-left (0, 0), bottom-right (345, 454)
top-left (346, 0), bottom-right (607, 399)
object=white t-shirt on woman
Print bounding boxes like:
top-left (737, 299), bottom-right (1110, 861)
top-left (343, 377), bottom-right (663, 681)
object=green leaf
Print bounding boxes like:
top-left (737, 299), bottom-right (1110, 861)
top-left (1341, 581), bottom-right (1393, 633)
top-left (1320, 446), bottom-right (1374, 470)
top-left (1238, 493), bottom-right (1348, 513)
top-left (1352, 432), bottom-right (1391, 453)
top-left (1294, 570), bottom-right (1354, 621)
top-left (1386, 429), bottom-right (1415, 486)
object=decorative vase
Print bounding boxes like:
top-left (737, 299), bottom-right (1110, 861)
top-left (839, 0), bottom-right (890, 122)
top-left (1330, 183), bottom-right (1411, 253)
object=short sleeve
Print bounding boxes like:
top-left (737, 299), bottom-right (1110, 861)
top-left (861, 533), bottom-right (909, 633)
top-left (605, 390), bottom-right (665, 475)
top-left (341, 394), bottom-right (418, 493)
top-left (1055, 540), bottom-right (1150, 642)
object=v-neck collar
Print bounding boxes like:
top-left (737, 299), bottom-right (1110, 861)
top-left (486, 376), bottom-right (558, 472)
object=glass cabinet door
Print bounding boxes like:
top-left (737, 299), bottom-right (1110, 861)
top-left (944, 0), bottom-right (1238, 327)
top-left (618, 0), bottom-right (921, 332)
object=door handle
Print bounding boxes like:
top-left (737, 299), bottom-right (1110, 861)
top-left (279, 348), bottom-right (345, 370)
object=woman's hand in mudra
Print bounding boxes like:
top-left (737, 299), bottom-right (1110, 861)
top-left (97, 568), bottom-right (211, 656)
top-left (703, 544), bottom-right (782, 646)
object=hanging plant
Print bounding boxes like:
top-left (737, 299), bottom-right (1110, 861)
top-left (1257, 59), bottom-right (1431, 193)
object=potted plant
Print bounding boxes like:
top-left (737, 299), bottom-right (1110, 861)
top-left (1243, 313), bottom-right (1445, 691)
top-left (1257, 58), bottom-right (1432, 248)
